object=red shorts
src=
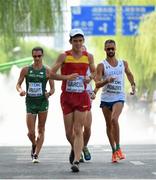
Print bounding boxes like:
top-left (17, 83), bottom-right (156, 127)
top-left (60, 91), bottom-right (91, 115)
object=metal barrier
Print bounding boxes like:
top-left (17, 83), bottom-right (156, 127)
top-left (0, 57), bottom-right (33, 72)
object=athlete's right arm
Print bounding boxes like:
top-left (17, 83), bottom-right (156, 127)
top-left (50, 53), bottom-right (79, 81)
top-left (95, 63), bottom-right (105, 88)
top-left (16, 67), bottom-right (28, 96)
top-left (95, 63), bottom-right (115, 88)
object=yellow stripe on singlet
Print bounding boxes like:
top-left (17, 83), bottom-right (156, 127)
top-left (64, 55), bottom-right (89, 64)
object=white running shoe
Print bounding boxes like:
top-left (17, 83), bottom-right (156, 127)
top-left (32, 154), bottom-right (39, 163)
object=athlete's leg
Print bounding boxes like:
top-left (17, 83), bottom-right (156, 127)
top-left (63, 112), bottom-right (74, 147)
top-left (111, 102), bottom-right (125, 160)
top-left (34, 111), bottom-right (48, 156)
top-left (111, 102), bottom-right (124, 147)
top-left (102, 107), bottom-right (119, 162)
top-left (73, 110), bottom-right (87, 162)
top-left (83, 110), bottom-right (92, 146)
top-left (26, 113), bottom-right (37, 146)
top-left (63, 112), bottom-right (75, 164)
top-left (61, 92), bottom-right (74, 147)
top-left (102, 107), bottom-right (116, 152)
top-left (82, 110), bottom-right (92, 161)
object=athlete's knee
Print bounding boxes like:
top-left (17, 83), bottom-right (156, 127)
top-left (27, 130), bottom-right (35, 138)
top-left (111, 117), bottom-right (119, 126)
top-left (38, 127), bottom-right (45, 137)
top-left (65, 128), bottom-right (73, 140)
top-left (84, 126), bottom-right (91, 135)
top-left (73, 126), bottom-right (83, 136)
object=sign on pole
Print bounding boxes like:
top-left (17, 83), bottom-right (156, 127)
top-left (122, 6), bottom-right (155, 35)
top-left (71, 6), bottom-right (116, 36)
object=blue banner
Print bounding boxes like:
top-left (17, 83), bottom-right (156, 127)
top-left (122, 6), bottom-right (155, 35)
top-left (71, 6), bottom-right (116, 36)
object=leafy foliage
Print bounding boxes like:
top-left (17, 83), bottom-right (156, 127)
top-left (135, 12), bottom-right (156, 96)
top-left (0, 39), bottom-right (59, 73)
top-left (0, 0), bottom-right (63, 49)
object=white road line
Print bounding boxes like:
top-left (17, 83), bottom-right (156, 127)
top-left (102, 149), bottom-right (111, 152)
top-left (152, 172), bottom-right (156, 175)
top-left (130, 161), bottom-right (145, 165)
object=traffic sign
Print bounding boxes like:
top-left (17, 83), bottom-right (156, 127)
top-left (122, 6), bottom-right (155, 35)
top-left (71, 6), bottom-right (116, 36)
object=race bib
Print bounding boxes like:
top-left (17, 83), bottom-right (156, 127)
top-left (28, 82), bottom-right (43, 97)
top-left (66, 76), bottom-right (85, 93)
top-left (106, 81), bottom-right (122, 94)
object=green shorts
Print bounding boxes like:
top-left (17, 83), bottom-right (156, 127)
top-left (26, 97), bottom-right (49, 114)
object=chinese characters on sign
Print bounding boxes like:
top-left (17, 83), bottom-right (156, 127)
top-left (71, 6), bottom-right (116, 35)
top-left (122, 6), bottom-right (155, 35)
top-left (71, 6), bottom-right (155, 36)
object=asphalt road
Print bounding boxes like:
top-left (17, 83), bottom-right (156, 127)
top-left (0, 144), bottom-right (156, 179)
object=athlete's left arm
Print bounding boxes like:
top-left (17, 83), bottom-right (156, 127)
top-left (46, 67), bottom-right (55, 97)
top-left (124, 60), bottom-right (136, 95)
top-left (88, 53), bottom-right (96, 81)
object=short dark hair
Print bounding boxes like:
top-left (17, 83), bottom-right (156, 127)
top-left (104, 39), bottom-right (116, 47)
top-left (32, 47), bottom-right (43, 54)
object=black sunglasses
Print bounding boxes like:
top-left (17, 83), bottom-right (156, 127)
top-left (106, 48), bottom-right (115, 51)
top-left (33, 55), bottom-right (42, 58)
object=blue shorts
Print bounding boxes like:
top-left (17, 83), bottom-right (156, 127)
top-left (100, 100), bottom-right (124, 111)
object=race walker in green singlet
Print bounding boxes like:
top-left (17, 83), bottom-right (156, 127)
top-left (26, 65), bottom-right (49, 114)
top-left (16, 47), bottom-right (54, 163)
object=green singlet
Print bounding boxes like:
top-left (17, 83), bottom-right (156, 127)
top-left (25, 65), bottom-right (49, 114)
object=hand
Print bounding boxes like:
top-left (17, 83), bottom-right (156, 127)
top-left (19, 90), bottom-right (26, 96)
top-left (67, 73), bottom-right (79, 80)
top-left (45, 91), bottom-right (50, 98)
top-left (49, 88), bottom-right (55, 96)
top-left (45, 89), bottom-right (55, 98)
top-left (84, 76), bottom-right (91, 84)
top-left (107, 76), bottom-right (116, 83)
top-left (130, 84), bottom-right (136, 95)
top-left (90, 91), bottom-right (96, 100)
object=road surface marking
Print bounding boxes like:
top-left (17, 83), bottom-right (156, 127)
top-left (130, 161), bottom-right (145, 165)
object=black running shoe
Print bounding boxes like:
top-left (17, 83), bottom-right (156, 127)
top-left (69, 149), bottom-right (74, 164)
top-left (71, 161), bottom-right (79, 172)
top-left (31, 145), bottom-right (36, 159)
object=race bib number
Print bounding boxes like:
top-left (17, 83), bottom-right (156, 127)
top-left (28, 82), bottom-right (43, 97)
top-left (106, 81), bottom-right (122, 94)
top-left (66, 76), bottom-right (85, 93)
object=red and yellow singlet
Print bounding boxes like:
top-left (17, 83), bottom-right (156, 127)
top-left (60, 50), bottom-right (91, 115)
top-left (61, 50), bottom-right (89, 92)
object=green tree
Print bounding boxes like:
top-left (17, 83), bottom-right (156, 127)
top-left (135, 12), bottom-right (156, 97)
top-left (0, 0), bottom-right (64, 50)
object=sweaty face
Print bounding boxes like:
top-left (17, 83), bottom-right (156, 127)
top-left (105, 43), bottom-right (116, 58)
top-left (32, 50), bottom-right (43, 61)
top-left (70, 36), bottom-right (84, 51)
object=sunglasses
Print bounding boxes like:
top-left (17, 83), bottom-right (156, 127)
top-left (106, 48), bottom-right (115, 51)
top-left (33, 55), bottom-right (42, 58)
